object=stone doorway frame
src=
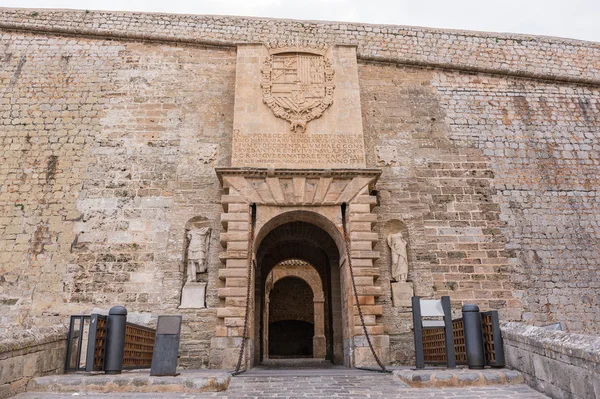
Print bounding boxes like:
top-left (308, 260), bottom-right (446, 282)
top-left (210, 168), bottom-right (387, 370)
top-left (255, 206), bottom-right (352, 364)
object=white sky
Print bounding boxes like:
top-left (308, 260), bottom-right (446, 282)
top-left (2, 0), bottom-right (599, 43)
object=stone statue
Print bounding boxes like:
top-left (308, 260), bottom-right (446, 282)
top-left (387, 232), bottom-right (409, 283)
top-left (186, 227), bottom-right (211, 282)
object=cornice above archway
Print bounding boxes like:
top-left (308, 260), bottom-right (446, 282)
top-left (216, 168), bottom-right (381, 206)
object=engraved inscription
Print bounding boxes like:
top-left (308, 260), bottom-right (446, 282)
top-left (232, 133), bottom-right (365, 167)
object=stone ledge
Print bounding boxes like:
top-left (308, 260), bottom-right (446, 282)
top-left (215, 167), bottom-right (382, 182)
top-left (501, 322), bottom-right (600, 366)
top-left (27, 370), bottom-right (231, 393)
top-left (393, 367), bottom-right (524, 388)
top-left (501, 322), bottom-right (600, 399)
top-left (0, 326), bottom-right (67, 356)
top-left (1, 8), bottom-right (599, 86)
top-left (0, 327), bottom-right (67, 399)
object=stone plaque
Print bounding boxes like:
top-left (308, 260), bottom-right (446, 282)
top-left (231, 42), bottom-right (366, 169)
top-left (179, 282), bottom-right (206, 309)
top-left (391, 281), bottom-right (414, 307)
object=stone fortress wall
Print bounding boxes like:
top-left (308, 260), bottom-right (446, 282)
top-left (0, 8), bottom-right (599, 367)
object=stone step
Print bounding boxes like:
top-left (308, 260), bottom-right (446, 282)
top-left (238, 368), bottom-right (387, 377)
top-left (13, 367), bottom-right (547, 399)
top-left (393, 367), bottom-right (525, 388)
top-left (26, 370), bottom-right (230, 394)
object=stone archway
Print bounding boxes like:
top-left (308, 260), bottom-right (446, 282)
top-left (264, 260), bottom-right (326, 360)
top-left (211, 168), bottom-right (388, 370)
top-left (254, 218), bottom-right (343, 365)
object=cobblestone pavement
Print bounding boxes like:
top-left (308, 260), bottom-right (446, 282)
top-left (14, 368), bottom-right (548, 399)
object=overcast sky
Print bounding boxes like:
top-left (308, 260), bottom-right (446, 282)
top-left (2, 0), bottom-right (599, 43)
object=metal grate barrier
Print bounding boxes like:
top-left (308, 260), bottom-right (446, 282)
top-left (65, 312), bottom-right (156, 373)
top-left (65, 314), bottom-right (107, 372)
top-left (419, 311), bottom-right (504, 367)
top-left (123, 323), bottom-right (156, 369)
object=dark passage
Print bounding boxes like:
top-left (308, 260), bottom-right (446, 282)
top-left (269, 320), bottom-right (314, 357)
top-left (268, 277), bottom-right (314, 358)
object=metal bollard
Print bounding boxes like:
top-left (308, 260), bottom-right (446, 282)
top-left (104, 306), bottom-right (127, 374)
top-left (462, 304), bottom-right (485, 369)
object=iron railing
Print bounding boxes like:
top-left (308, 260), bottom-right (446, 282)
top-left (65, 313), bottom-right (156, 373)
top-left (65, 314), bottom-right (107, 372)
top-left (419, 311), bottom-right (505, 367)
top-left (123, 322), bottom-right (156, 369)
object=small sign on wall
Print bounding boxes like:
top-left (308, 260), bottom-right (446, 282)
top-left (150, 315), bottom-right (182, 376)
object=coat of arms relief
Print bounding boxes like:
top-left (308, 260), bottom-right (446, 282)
top-left (261, 41), bottom-right (335, 132)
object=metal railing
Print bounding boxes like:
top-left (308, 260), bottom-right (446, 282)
top-left (419, 311), bottom-right (505, 368)
top-left (65, 312), bottom-right (156, 373)
top-left (123, 322), bottom-right (156, 369)
top-left (65, 314), bottom-right (107, 372)
top-left (481, 311), bottom-right (505, 367)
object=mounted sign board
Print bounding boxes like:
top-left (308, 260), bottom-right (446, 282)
top-left (150, 315), bottom-right (182, 376)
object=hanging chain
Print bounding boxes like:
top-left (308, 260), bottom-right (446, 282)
top-left (233, 204), bottom-right (256, 376)
top-left (342, 206), bottom-right (387, 372)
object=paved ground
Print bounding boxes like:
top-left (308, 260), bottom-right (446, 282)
top-left (15, 360), bottom-right (549, 399)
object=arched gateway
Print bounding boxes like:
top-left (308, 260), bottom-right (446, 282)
top-left (256, 214), bottom-right (343, 364)
top-left (211, 179), bottom-right (387, 369)
top-left (209, 41), bottom-right (388, 369)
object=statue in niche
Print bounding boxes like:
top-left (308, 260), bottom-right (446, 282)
top-left (387, 231), bottom-right (409, 283)
top-left (186, 227), bottom-right (211, 282)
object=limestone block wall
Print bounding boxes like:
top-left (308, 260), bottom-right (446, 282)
top-left (502, 322), bottom-right (600, 399)
top-left (358, 60), bottom-right (600, 364)
top-left (359, 63), bottom-right (518, 364)
top-left (0, 326), bottom-right (67, 399)
top-left (1, 8), bottom-right (599, 367)
top-left (0, 29), bottom-right (236, 367)
top-left (0, 31), bottom-right (124, 329)
top-left (269, 277), bottom-right (314, 324)
top-left (1, 8), bottom-right (599, 84)
top-left (433, 71), bottom-right (600, 334)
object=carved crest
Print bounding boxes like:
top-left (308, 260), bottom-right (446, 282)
top-left (376, 146), bottom-right (398, 166)
top-left (198, 144), bottom-right (218, 164)
top-left (261, 42), bottom-right (335, 133)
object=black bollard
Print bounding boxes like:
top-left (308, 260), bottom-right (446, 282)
top-left (104, 306), bottom-right (127, 374)
top-left (462, 304), bottom-right (485, 369)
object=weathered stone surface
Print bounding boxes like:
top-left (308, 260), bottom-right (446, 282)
top-left (0, 326), bottom-right (67, 399)
top-left (501, 322), bottom-right (600, 399)
top-left (394, 367), bottom-right (524, 388)
top-left (26, 370), bottom-right (230, 393)
top-left (11, 368), bottom-right (549, 399)
top-left (1, 8), bottom-right (598, 84)
top-left (0, 6), bottom-right (599, 372)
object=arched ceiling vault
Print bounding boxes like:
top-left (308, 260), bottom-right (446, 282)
top-left (257, 221), bottom-right (340, 287)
